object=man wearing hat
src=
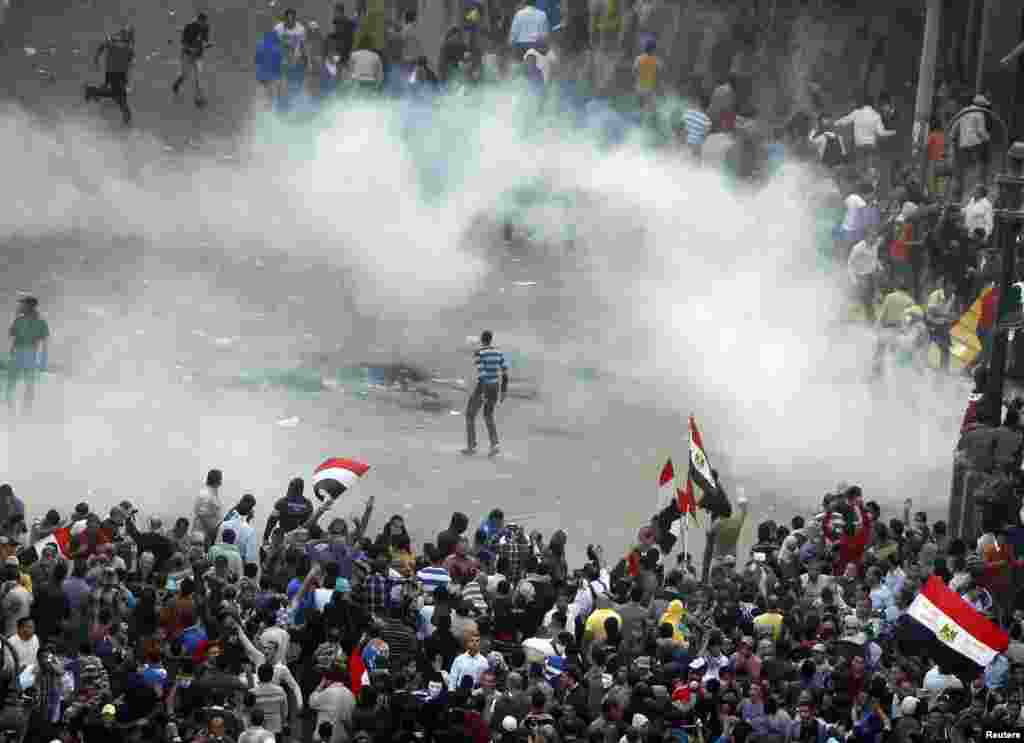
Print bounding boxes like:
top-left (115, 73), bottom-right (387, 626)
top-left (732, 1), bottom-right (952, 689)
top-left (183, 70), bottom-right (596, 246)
top-left (7, 295), bottom-right (48, 416)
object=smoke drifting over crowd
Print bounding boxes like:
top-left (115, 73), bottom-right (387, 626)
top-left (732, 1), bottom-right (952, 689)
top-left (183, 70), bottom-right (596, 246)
top-left (0, 88), bottom-right (961, 550)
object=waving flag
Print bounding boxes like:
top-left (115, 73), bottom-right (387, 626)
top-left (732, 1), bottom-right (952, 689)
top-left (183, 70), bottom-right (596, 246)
top-left (677, 482), bottom-right (699, 528)
top-left (657, 459), bottom-right (675, 510)
top-left (688, 416), bottom-right (714, 492)
top-left (906, 575), bottom-right (1008, 667)
top-left (689, 415), bottom-right (731, 519)
top-left (312, 457), bottom-right (371, 502)
top-left (34, 526), bottom-right (72, 559)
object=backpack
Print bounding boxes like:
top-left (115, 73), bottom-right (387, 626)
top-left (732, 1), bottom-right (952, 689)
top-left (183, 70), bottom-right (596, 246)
top-left (821, 132), bottom-right (844, 167)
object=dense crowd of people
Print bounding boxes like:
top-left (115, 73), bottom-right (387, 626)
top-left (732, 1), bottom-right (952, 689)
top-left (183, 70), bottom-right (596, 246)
top-left (0, 463), bottom-right (1020, 743)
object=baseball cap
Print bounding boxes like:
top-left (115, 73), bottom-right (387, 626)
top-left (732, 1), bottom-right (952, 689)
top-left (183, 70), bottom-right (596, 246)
top-left (101, 704), bottom-right (116, 718)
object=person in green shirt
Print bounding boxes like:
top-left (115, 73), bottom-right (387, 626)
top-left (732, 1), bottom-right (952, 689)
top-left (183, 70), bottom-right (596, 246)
top-left (702, 494), bottom-right (749, 584)
top-left (8, 296), bottom-right (49, 414)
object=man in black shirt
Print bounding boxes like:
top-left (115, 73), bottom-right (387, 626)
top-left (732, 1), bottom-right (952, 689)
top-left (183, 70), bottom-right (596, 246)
top-left (124, 514), bottom-right (174, 572)
top-left (172, 13), bottom-right (211, 106)
top-left (263, 477), bottom-right (314, 542)
top-left (85, 27), bottom-right (134, 124)
top-left (324, 3), bottom-right (356, 65)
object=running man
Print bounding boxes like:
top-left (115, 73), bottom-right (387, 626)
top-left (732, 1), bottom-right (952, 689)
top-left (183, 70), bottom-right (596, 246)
top-left (462, 330), bottom-right (508, 457)
top-left (173, 13), bottom-right (212, 107)
top-left (85, 27), bottom-right (134, 124)
top-left (7, 296), bottom-right (48, 415)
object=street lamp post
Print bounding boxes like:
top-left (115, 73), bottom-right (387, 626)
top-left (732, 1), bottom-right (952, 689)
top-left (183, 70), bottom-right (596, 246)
top-left (984, 141), bottom-right (1024, 423)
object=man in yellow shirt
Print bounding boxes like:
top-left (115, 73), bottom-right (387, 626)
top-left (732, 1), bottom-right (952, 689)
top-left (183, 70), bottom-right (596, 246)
top-left (583, 596), bottom-right (623, 647)
top-left (876, 282), bottom-right (916, 329)
top-left (752, 598), bottom-right (784, 640)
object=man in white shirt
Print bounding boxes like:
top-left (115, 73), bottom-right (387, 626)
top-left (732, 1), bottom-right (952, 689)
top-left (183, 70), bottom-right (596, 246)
top-left (448, 631), bottom-right (489, 691)
top-left (963, 184), bottom-right (994, 240)
top-left (274, 9), bottom-right (307, 63)
top-left (835, 97), bottom-right (896, 172)
top-left (953, 96), bottom-right (992, 196)
top-left (308, 674), bottom-right (355, 740)
top-left (848, 234), bottom-right (881, 322)
top-left (7, 617), bottom-right (39, 669)
top-left (349, 42), bottom-right (384, 90)
top-left (238, 708), bottom-right (277, 743)
top-left (274, 8), bottom-right (308, 100)
top-left (841, 183), bottom-right (871, 244)
top-left (508, 0), bottom-right (549, 56)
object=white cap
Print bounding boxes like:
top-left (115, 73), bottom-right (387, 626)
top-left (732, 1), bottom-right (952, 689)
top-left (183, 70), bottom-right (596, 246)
top-left (901, 696), bottom-right (920, 715)
top-left (502, 716), bottom-right (518, 732)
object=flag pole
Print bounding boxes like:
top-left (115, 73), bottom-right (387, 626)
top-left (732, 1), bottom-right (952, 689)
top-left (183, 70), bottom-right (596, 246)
top-left (682, 517), bottom-right (688, 565)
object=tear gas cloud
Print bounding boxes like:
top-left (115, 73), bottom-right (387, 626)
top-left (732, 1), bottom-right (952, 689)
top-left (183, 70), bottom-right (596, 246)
top-left (0, 90), bottom-right (959, 533)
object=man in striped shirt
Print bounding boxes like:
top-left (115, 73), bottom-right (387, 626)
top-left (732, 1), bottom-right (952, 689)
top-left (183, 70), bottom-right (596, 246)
top-left (416, 544), bottom-right (452, 594)
top-left (463, 330), bottom-right (509, 457)
top-left (683, 95), bottom-right (712, 157)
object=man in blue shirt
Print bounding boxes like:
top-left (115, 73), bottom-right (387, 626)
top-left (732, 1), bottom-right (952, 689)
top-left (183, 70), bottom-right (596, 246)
top-left (462, 330), bottom-right (508, 457)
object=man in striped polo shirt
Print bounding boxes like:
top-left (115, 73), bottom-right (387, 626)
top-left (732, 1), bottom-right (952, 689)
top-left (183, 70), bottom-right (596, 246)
top-left (463, 330), bottom-right (508, 457)
top-left (683, 94), bottom-right (712, 158)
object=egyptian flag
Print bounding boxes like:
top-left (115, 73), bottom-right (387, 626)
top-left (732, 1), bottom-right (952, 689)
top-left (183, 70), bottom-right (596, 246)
top-left (896, 575), bottom-right (1008, 678)
top-left (32, 526), bottom-right (72, 560)
top-left (312, 458), bottom-right (371, 502)
top-left (677, 481), bottom-right (699, 529)
top-left (689, 416), bottom-right (730, 520)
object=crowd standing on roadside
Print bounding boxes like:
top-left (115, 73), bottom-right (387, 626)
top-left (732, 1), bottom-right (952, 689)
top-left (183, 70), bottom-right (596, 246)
top-left (0, 461), bottom-right (1021, 743)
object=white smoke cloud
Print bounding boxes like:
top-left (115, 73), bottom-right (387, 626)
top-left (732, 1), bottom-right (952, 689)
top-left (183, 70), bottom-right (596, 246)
top-left (0, 87), bottom-right (961, 547)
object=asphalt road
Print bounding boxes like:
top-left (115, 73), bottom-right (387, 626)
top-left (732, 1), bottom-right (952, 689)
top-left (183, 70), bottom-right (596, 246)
top-left (0, 0), bottom-right (963, 565)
